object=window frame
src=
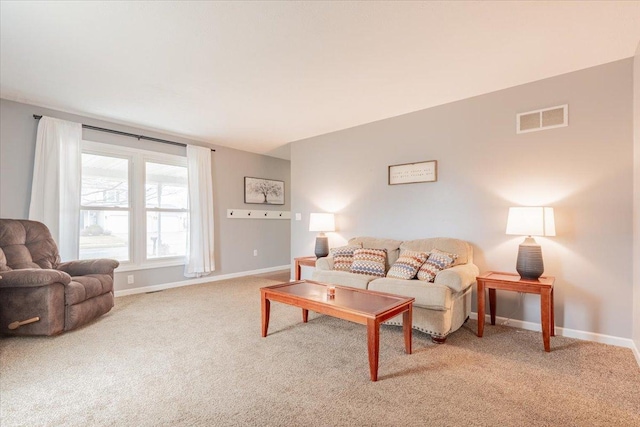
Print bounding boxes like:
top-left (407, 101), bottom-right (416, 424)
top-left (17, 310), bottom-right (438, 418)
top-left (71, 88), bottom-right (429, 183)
top-left (81, 141), bottom-right (188, 271)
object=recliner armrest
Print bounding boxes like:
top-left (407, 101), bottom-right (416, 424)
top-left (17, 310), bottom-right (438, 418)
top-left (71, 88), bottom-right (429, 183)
top-left (433, 263), bottom-right (480, 293)
top-left (315, 256), bottom-right (334, 271)
top-left (0, 269), bottom-right (71, 288)
top-left (57, 259), bottom-right (119, 276)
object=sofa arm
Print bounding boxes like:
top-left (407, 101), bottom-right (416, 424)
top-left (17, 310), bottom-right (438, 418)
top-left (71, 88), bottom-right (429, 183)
top-left (315, 256), bottom-right (334, 271)
top-left (0, 269), bottom-right (71, 288)
top-left (434, 263), bottom-right (480, 293)
top-left (57, 259), bottom-right (119, 276)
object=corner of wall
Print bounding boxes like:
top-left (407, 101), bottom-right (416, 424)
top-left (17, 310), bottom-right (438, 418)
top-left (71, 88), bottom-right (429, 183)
top-left (633, 39), bottom-right (640, 363)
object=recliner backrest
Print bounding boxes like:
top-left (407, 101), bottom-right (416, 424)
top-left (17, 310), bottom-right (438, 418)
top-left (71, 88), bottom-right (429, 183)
top-left (0, 219), bottom-right (61, 271)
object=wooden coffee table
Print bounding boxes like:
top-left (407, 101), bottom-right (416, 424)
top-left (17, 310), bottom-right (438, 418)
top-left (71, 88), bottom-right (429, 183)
top-left (260, 280), bottom-right (414, 381)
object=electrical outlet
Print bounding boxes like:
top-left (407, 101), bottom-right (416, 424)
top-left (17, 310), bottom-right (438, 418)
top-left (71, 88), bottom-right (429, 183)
top-left (127, 275), bottom-right (134, 285)
top-left (253, 249), bottom-right (258, 256)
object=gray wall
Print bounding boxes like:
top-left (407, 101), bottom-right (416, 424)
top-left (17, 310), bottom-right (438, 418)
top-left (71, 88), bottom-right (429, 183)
top-left (634, 42), bottom-right (640, 353)
top-left (291, 59), bottom-right (634, 339)
top-left (0, 99), bottom-right (291, 291)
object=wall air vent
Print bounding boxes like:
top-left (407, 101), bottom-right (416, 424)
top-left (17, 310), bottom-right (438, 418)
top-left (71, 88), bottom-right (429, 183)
top-left (516, 104), bottom-right (568, 134)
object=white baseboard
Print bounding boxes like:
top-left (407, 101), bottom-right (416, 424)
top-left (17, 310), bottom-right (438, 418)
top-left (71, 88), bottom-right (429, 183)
top-left (469, 312), bottom-right (637, 351)
top-left (114, 264), bottom-right (291, 297)
top-left (632, 341), bottom-right (640, 367)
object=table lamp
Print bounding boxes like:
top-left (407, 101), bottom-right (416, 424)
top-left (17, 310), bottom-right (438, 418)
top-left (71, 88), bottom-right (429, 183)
top-left (309, 213), bottom-right (335, 258)
top-left (506, 207), bottom-right (555, 280)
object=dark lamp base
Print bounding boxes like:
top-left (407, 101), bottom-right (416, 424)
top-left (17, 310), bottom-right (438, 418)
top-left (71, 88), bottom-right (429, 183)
top-left (314, 236), bottom-right (329, 258)
top-left (516, 237), bottom-right (544, 280)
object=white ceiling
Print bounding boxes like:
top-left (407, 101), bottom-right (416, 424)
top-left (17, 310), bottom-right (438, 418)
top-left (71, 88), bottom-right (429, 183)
top-left (1, 1), bottom-right (639, 159)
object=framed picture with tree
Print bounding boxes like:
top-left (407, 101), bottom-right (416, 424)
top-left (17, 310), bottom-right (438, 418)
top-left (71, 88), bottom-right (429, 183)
top-left (244, 177), bottom-right (285, 205)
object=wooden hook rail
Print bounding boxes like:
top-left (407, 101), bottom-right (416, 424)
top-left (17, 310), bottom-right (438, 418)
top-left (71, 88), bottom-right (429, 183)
top-left (226, 209), bottom-right (291, 219)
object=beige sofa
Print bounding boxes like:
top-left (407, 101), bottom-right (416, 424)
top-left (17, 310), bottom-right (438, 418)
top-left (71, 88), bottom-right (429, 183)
top-left (312, 236), bottom-right (479, 343)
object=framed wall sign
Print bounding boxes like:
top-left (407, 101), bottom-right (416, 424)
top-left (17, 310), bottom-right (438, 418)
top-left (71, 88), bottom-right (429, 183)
top-left (244, 177), bottom-right (285, 205)
top-left (388, 160), bottom-right (437, 185)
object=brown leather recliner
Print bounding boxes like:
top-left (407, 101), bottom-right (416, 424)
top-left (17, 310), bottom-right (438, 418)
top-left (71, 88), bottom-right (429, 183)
top-left (0, 219), bottom-right (119, 336)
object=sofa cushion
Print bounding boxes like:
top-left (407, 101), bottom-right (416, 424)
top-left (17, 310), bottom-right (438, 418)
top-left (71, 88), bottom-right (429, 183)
top-left (329, 244), bottom-right (362, 271)
top-left (400, 238), bottom-right (471, 266)
top-left (311, 269), bottom-right (377, 290)
top-left (350, 248), bottom-right (387, 277)
top-left (367, 278), bottom-right (452, 311)
top-left (348, 237), bottom-right (402, 269)
top-left (417, 249), bottom-right (458, 282)
top-left (386, 250), bottom-right (429, 280)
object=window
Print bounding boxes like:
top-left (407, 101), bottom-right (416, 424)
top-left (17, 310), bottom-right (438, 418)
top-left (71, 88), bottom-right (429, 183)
top-left (80, 141), bottom-right (188, 269)
top-left (80, 153), bottom-right (130, 261)
top-left (145, 162), bottom-right (188, 259)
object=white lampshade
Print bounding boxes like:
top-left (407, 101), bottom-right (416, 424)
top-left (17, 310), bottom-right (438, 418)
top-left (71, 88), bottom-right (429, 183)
top-left (506, 207), bottom-right (556, 237)
top-left (309, 213), bottom-right (335, 232)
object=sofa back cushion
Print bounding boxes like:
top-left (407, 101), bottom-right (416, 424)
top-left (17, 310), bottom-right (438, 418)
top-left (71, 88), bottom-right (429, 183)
top-left (400, 237), bottom-right (472, 266)
top-left (0, 219), bottom-right (61, 270)
top-left (348, 237), bottom-right (402, 269)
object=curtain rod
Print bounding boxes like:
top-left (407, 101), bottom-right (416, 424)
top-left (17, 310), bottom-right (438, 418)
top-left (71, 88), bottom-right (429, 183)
top-left (32, 115), bottom-right (215, 152)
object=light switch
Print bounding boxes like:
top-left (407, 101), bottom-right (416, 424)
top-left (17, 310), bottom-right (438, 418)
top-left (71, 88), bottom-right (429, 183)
top-left (295, 213), bottom-right (302, 221)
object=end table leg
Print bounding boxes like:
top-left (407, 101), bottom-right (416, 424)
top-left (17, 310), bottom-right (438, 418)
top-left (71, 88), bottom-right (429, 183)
top-left (477, 281), bottom-right (485, 337)
top-left (541, 289), bottom-right (551, 352)
top-left (302, 309), bottom-right (308, 323)
top-left (261, 296), bottom-right (270, 337)
top-left (550, 287), bottom-right (555, 337)
top-left (489, 288), bottom-right (497, 325)
top-left (295, 260), bottom-right (301, 281)
top-left (403, 304), bottom-right (413, 354)
top-left (367, 318), bottom-right (380, 382)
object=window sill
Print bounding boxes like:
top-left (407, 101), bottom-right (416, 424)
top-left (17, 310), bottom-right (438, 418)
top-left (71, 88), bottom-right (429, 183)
top-left (115, 259), bottom-right (186, 273)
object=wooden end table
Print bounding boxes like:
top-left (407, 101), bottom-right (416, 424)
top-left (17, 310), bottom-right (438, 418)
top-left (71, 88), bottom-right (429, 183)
top-left (261, 280), bottom-right (414, 381)
top-left (476, 271), bottom-right (555, 352)
top-left (294, 256), bottom-right (317, 280)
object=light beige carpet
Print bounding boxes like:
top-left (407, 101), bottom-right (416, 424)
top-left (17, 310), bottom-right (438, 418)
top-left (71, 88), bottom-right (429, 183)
top-left (1, 273), bottom-right (639, 427)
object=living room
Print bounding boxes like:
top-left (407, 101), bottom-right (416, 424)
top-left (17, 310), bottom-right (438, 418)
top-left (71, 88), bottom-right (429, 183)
top-left (1, 2), bottom-right (640, 426)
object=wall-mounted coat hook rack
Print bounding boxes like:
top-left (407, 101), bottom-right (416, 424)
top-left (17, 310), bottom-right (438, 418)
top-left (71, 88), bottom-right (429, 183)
top-left (226, 209), bottom-right (291, 220)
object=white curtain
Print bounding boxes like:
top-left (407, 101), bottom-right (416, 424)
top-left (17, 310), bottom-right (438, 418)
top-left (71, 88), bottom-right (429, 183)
top-left (184, 145), bottom-right (215, 277)
top-left (28, 116), bottom-right (82, 261)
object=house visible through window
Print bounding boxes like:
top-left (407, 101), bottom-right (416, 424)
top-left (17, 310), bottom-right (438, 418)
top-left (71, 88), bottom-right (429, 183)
top-left (79, 141), bottom-right (188, 269)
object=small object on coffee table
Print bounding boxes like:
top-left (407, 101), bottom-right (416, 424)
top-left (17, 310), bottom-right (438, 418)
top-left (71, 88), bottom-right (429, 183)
top-left (327, 285), bottom-right (336, 298)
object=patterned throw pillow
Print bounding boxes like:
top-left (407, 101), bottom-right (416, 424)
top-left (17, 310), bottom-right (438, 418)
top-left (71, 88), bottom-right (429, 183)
top-left (417, 249), bottom-right (459, 282)
top-left (386, 250), bottom-right (429, 280)
top-left (330, 244), bottom-right (362, 271)
top-left (350, 248), bottom-right (387, 277)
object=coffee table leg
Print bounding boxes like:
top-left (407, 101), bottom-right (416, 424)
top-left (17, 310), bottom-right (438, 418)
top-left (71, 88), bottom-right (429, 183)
top-left (302, 309), bottom-right (308, 323)
top-left (403, 304), bottom-right (412, 354)
top-left (261, 296), bottom-right (270, 337)
top-left (367, 318), bottom-right (380, 382)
